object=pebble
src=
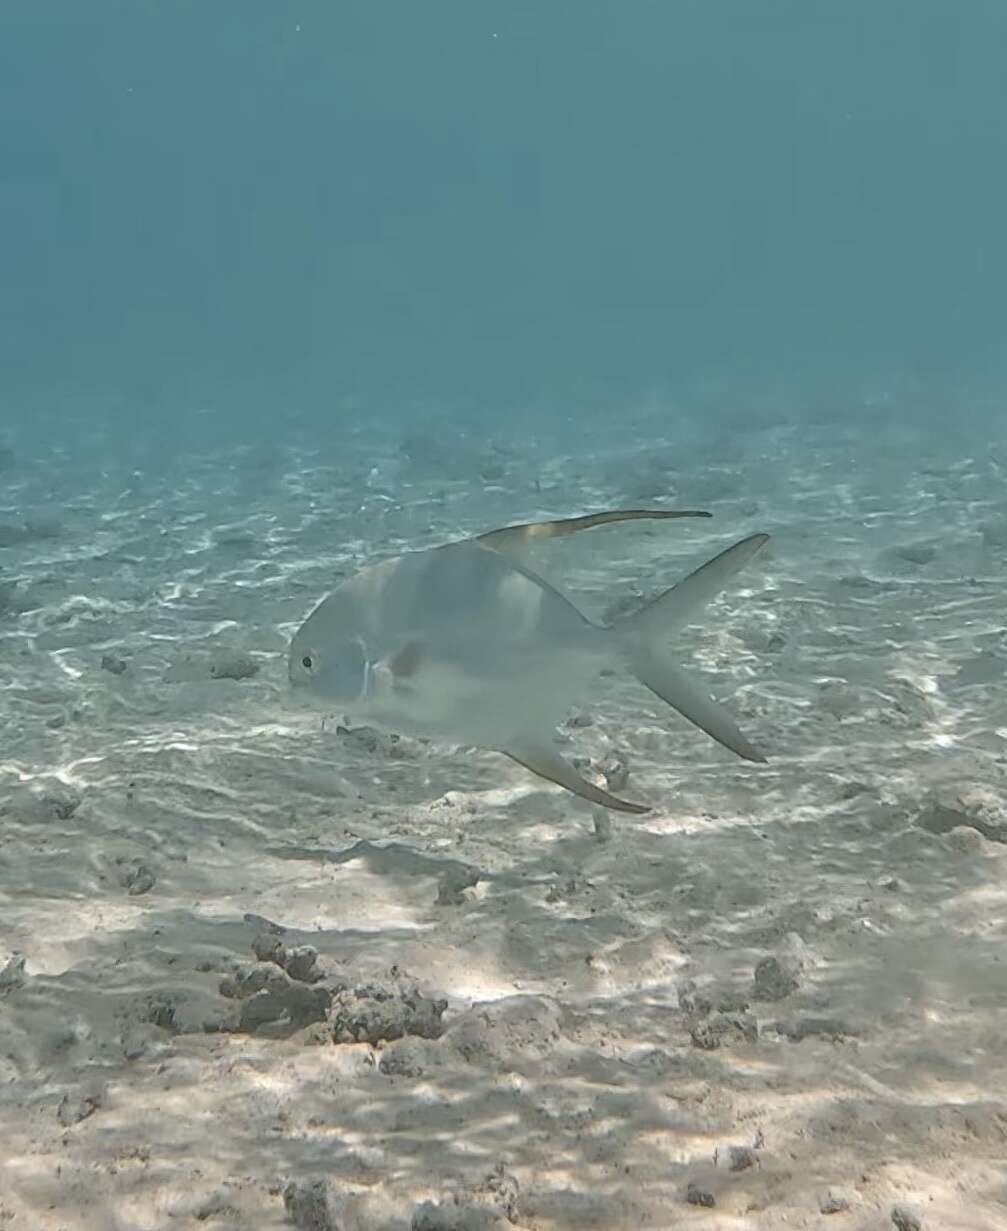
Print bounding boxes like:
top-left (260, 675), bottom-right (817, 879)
top-left (411, 1200), bottom-right (509, 1230)
top-left (820, 1189), bottom-right (853, 1214)
top-left (283, 1179), bottom-right (338, 1231)
top-left (251, 933), bottom-right (323, 983)
top-left (208, 650), bottom-right (259, 681)
top-left (57, 1082), bottom-right (104, 1126)
top-left (727, 1145), bottom-right (757, 1172)
top-left (891, 1205), bottom-right (923, 1231)
top-left (437, 866), bottom-right (480, 906)
top-left (774, 1016), bottom-right (857, 1043)
top-left (685, 1182), bottom-right (715, 1208)
top-left (599, 752), bottom-right (630, 793)
top-left (0, 954), bottom-right (27, 994)
top-left (119, 861), bottom-right (156, 895)
top-left (240, 982), bottom-right (329, 1038)
top-left (916, 789), bottom-right (1007, 845)
top-left (752, 954), bottom-right (800, 1002)
top-left (690, 1011), bottom-right (758, 1050)
top-left (329, 980), bottom-right (447, 1045)
top-left (447, 994), bottom-right (563, 1068)
top-left (379, 1036), bottom-right (442, 1078)
top-left (946, 825), bottom-right (986, 854)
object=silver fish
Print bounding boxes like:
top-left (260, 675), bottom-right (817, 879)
top-left (289, 509), bottom-right (769, 812)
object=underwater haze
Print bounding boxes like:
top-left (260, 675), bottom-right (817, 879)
top-left (3, 1), bottom-right (1007, 426)
top-left (3, 5), bottom-right (1007, 1230)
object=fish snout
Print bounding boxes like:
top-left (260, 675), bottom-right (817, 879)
top-left (288, 645), bottom-right (320, 689)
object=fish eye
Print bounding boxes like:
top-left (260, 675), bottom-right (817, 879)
top-left (301, 654), bottom-right (314, 671)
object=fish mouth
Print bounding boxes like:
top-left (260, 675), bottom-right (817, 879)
top-left (287, 648), bottom-right (311, 688)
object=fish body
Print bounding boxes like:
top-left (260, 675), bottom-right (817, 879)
top-left (289, 510), bottom-right (770, 812)
top-left (292, 539), bottom-right (607, 746)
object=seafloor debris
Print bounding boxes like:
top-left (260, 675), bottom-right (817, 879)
top-left (208, 649), bottom-right (260, 680)
top-left (219, 937), bottom-right (448, 1043)
top-left (751, 954), bottom-right (801, 1002)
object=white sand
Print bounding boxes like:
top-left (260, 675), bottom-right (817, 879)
top-left (1, 405), bottom-right (1006, 1229)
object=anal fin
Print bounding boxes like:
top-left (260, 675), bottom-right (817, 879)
top-left (502, 739), bottom-right (650, 814)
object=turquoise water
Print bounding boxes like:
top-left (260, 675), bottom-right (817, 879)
top-left (2, 7), bottom-right (1007, 1229)
top-left (3, 3), bottom-right (1006, 424)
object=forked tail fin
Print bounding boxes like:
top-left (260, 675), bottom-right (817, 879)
top-left (617, 533), bottom-right (770, 762)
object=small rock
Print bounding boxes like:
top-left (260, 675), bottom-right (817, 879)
top-left (774, 1016), bottom-right (857, 1043)
top-left (946, 825), bottom-right (986, 854)
top-left (0, 954), bottom-right (27, 994)
top-left (283, 1179), bottom-right (339, 1231)
top-left (120, 1022), bottom-right (171, 1061)
top-left (727, 1145), bottom-right (757, 1172)
top-left (715, 990), bottom-right (751, 1014)
top-left (57, 1083), bottom-right (104, 1126)
top-left (411, 1200), bottom-right (508, 1231)
top-left (185, 1188), bottom-right (240, 1222)
top-left (447, 995), bottom-right (563, 1068)
top-left (677, 979), bottom-right (712, 1016)
top-left (251, 935), bottom-right (323, 983)
top-left (252, 933), bottom-right (287, 966)
top-left (121, 862), bottom-right (156, 895)
top-left (752, 955), bottom-right (800, 1002)
top-left (916, 789), bottom-right (1007, 845)
top-left (336, 724), bottom-right (402, 756)
top-left (685, 1182), bottom-right (715, 1208)
top-left (599, 752), bottom-right (630, 793)
top-left (239, 981), bottom-right (330, 1037)
top-left (28, 785), bottom-right (83, 820)
top-left (220, 963), bottom-right (291, 1000)
top-left (820, 1192), bottom-right (850, 1214)
top-left (437, 866), bottom-right (480, 906)
top-left (329, 979), bottom-right (447, 1045)
top-left (690, 1011), bottom-right (758, 1050)
top-left (100, 653), bottom-right (128, 675)
top-left (137, 991), bottom-right (179, 1031)
top-left (208, 651), bottom-right (259, 681)
top-left (284, 945), bottom-right (322, 983)
top-left (378, 1036), bottom-right (443, 1078)
top-left (477, 1163), bottom-right (520, 1223)
top-left (891, 1205), bottom-right (923, 1231)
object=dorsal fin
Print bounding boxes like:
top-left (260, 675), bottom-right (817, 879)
top-left (476, 508), bottom-right (711, 556)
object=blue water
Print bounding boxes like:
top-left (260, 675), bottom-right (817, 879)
top-left (3, 2), bottom-right (1006, 431)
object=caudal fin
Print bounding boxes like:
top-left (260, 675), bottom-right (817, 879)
top-left (619, 533), bottom-right (770, 762)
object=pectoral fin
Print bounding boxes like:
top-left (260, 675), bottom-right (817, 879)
top-left (386, 640), bottom-right (425, 678)
top-left (502, 739), bottom-right (650, 814)
top-left (369, 640), bottom-right (426, 697)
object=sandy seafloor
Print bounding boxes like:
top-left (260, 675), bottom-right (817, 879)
top-left (1, 403), bottom-right (1006, 1230)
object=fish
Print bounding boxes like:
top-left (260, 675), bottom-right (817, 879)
top-left (289, 509), bottom-right (770, 813)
